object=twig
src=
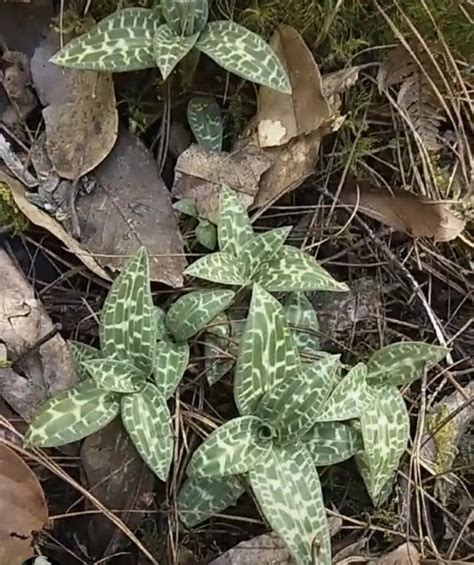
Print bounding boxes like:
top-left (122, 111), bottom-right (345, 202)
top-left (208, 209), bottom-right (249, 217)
top-left (11, 323), bottom-right (62, 371)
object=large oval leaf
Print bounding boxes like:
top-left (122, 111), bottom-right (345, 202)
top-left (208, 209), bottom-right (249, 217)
top-left (25, 382), bottom-right (120, 448)
top-left (153, 24), bottom-right (199, 79)
top-left (153, 340), bottom-right (190, 399)
top-left (305, 421), bottom-right (363, 466)
top-left (80, 358), bottom-right (145, 393)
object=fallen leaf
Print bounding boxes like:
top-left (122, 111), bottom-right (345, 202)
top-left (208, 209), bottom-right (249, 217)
top-left (257, 25), bottom-right (330, 148)
top-left (371, 542), bottom-right (420, 565)
top-left (0, 443), bottom-right (48, 565)
top-left (2, 171), bottom-right (111, 280)
top-left (78, 128), bottom-right (186, 286)
top-left (341, 177), bottom-right (465, 242)
top-left (321, 65), bottom-right (362, 113)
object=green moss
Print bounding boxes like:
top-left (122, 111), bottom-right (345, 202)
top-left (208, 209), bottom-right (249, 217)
top-left (428, 404), bottom-right (458, 474)
top-left (0, 182), bottom-right (29, 234)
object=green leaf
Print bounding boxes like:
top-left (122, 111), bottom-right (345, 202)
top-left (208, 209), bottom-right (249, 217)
top-left (218, 186), bottom-right (253, 257)
top-left (305, 422), bottom-right (363, 466)
top-left (367, 341), bottom-right (449, 387)
top-left (68, 341), bottom-right (102, 380)
top-left (81, 358), bottom-right (145, 393)
top-left (188, 416), bottom-right (272, 478)
top-left (195, 219), bottom-right (217, 250)
top-left (178, 474), bottom-right (245, 528)
top-left (258, 356), bottom-right (340, 439)
top-left (51, 8), bottom-right (159, 71)
top-left (196, 21), bottom-right (291, 93)
top-left (187, 96), bottom-right (223, 151)
top-left (234, 285), bottom-right (299, 416)
top-left (316, 363), bottom-right (368, 422)
top-left (356, 386), bottom-right (409, 505)
top-left (249, 444), bottom-right (331, 565)
top-left (100, 247), bottom-right (156, 375)
top-left (173, 198), bottom-right (198, 217)
top-left (25, 381), bottom-right (120, 448)
top-left (204, 312), bottom-right (236, 385)
top-left (166, 289), bottom-right (235, 342)
top-left (254, 245), bottom-right (349, 292)
top-left (161, 0), bottom-right (208, 36)
top-left (154, 340), bottom-right (189, 399)
top-left (284, 293), bottom-right (320, 357)
top-left (155, 306), bottom-right (168, 341)
top-left (153, 24), bottom-right (199, 79)
top-left (184, 251), bottom-right (248, 285)
top-left (121, 382), bottom-right (173, 481)
top-left (239, 226), bottom-right (291, 279)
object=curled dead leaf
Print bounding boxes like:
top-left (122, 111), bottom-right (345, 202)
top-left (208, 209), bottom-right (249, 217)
top-left (370, 542), bottom-right (420, 565)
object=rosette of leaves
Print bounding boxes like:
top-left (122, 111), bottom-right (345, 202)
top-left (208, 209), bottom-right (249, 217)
top-left (50, 2), bottom-right (290, 93)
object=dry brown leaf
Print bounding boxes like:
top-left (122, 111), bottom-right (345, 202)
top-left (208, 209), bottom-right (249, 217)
top-left (321, 65), bottom-right (362, 114)
top-left (341, 177), bottom-right (465, 242)
top-left (371, 542), bottom-right (420, 565)
top-left (0, 443), bottom-right (48, 565)
top-left (257, 25), bottom-right (330, 148)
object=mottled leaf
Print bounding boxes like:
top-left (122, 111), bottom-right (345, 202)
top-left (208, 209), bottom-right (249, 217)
top-left (188, 416), bottom-right (272, 477)
top-left (184, 251), bottom-right (247, 285)
top-left (121, 382), bottom-right (173, 481)
top-left (234, 285), bottom-right (299, 416)
top-left (196, 21), bottom-right (291, 93)
top-left (81, 358), bottom-right (145, 393)
top-left (166, 289), bottom-right (235, 342)
top-left (153, 24), bottom-right (199, 79)
top-left (188, 96), bottom-right (223, 151)
top-left (254, 245), bottom-right (349, 292)
top-left (51, 8), bottom-right (159, 71)
top-left (25, 381), bottom-right (120, 447)
top-left (305, 421), bottom-right (363, 466)
top-left (155, 306), bottom-right (167, 341)
top-left (284, 292), bottom-right (320, 357)
top-left (239, 226), bottom-right (291, 279)
top-left (249, 444), bottom-right (331, 565)
top-left (218, 185), bottom-right (253, 256)
top-left (195, 219), bottom-right (217, 250)
top-left (161, 0), bottom-right (208, 35)
top-left (153, 340), bottom-right (189, 399)
top-left (68, 341), bottom-right (102, 380)
top-left (204, 312), bottom-right (236, 385)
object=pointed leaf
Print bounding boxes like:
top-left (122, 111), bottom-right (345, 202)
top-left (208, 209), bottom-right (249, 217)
top-left (178, 474), bottom-right (245, 527)
top-left (153, 24), bottom-right (199, 79)
top-left (234, 285), bottom-right (299, 416)
top-left (25, 382), bottom-right (120, 447)
top-left (166, 289), bottom-right (235, 342)
top-left (305, 422), bottom-right (363, 466)
top-left (316, 363), bottom-right (368, 422)
top-left (51, 8), bottom-right (159, 71)
top-left (258, 355), bottom-right (340, 439)
top-left (154, 340), bottom-right (190, 399)
top-left (188, 96), bottom-right (223, 151)
top-left (367, 342), bottom-right (449, 387)
top-left (196, 219), bottom-right (217, 250)
top-left (162, 0), bottom-right (208, 35)
top-left (121, 383), bottom-right (173, 481)
top-left (155, 306), bottom-right (167, 341)
top-left (68, 341), bottom-right (102, 380)
top-left (254, 245), bottom-right (349, 292)
top-left (196, 21), bottom-right (291, 93)
top-left (174, 198), bottom-right (198, 217)
top-left (81, 358), bottom-right (145, 393)
top-left (100, 247), bottom-right (156, 374)
top-left (239, 226), bottom-right (291, 278)
top-left (188, 416), bottom-right (272, 478)
top-left (284, 293), bottom-right (320, 357)
top-left (218, 186), bottom-right (253, 256)
top-left (204, 312), bottom-right (236, 385)
top-left (184, 252), bottom-right (247, 285)
top-left (249, 444), bottom-right (331, 565)
top-left (356, 386), bottom-right (409, 505)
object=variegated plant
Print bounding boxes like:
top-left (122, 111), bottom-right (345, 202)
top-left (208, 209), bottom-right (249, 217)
top-left (25, 248), bottom-right (235, 481)
top-left (174, 197), bottom-right (218, 251)
top-left (50, 3), bottom-right (290, 93)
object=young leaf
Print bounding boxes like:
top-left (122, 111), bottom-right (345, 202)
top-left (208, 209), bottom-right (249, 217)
top-left (234, 285), bottom-right (299, 416)
top-left (239, 226), bottom-right (291, 278)
top-left (367, 341), bottom-right (448, 387)
top-left (25, 382), bottom-right (120, 448)
top-left (254, 245), bottom-right (349, 292)
top-left (153, 340), bottom-right (190, 399)
top-left (153, 24), bottom-right (199, 79)
top-left (196, 21), bottom-right (291, 94)
top-left (218, 186), bottom-right (253, 257)
top-left (195, 219), bottom-right (217, 250)
top-left (316, 363), bottom-right (368, 422)
top-left (284, 293), bottom-right (320, 357)
top-left (356, 386), bottom-right (409, 505)
top-left (188, 416), bottom-right (272, 478)
top-left (121, 382), bottom-right (173, 481)
top-left (178, 475), bottom-right (245, 528)
top-left (68, 341), bottom-right (102, 380)
top-left (173, 198), bottom-right (198, 217)
top-left (51, 8), bottom-right (159, 71)
top-left (166, 289), bottom-right (235, 342)
top-left (305, 421), bottom-right (363, 466)
top-left (184, 251), bottom-right (248, 285)
top-left (187, 96), bottom-right (223, 151)
top-left (258, 355), bottom-right (340, 439)
top-left (81, 358), bottom-right (145, 393)
top-left (249, 443), bottom-right (331, 565)
top-left (161, 0), bottom-right (208, 36)
top-left (100, 247), bottom-right (156, 374)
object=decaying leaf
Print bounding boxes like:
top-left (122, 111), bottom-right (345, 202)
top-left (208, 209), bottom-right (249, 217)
top-left (257, 25), bottom-right (330, 148)
top-left (341, 177), bottom-right (465, 242)
top-left (321, 65), bottom-right (362, 115)
top-left (370, 542), bottom-right (420, 565)
top-left (78, 128), bottom-right (186, 286)
top-left (0, 443), bottom-right (48, 565)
